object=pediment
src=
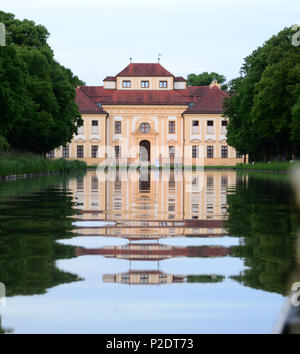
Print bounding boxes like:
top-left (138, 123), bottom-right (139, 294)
top-left (90, 138), bottom-right (101, 143)
top-left (74, 137), bottom-right (86, 143)
top-left (205, 138), bottom-right (216, 143)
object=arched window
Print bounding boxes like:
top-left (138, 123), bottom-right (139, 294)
top-left (139, 123), bottom-right (150, 133)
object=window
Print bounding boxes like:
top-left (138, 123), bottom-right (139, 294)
top-left (92, 120), bottom-right (98, 134)
top-left (77, 123), bottom-right (84, 135)
top-left (91, 145), bottom-right (98, 158)
top-left (159, 80), bottom-right (167, 88)
top-left (115, 121), bottom-right (122, 134)
top-left (207, 146), bottom-right (214, 158)
top-left (76, 176), bottom-right (84, 192)
top-left (91, 176), bottom-right (98, 192)
top-left (77, 145), bottom-right (84, 158)
top-left (139, 122), bottom-right (150, 133)
top-left (207, 176), bottom-right (214, 187)
top-left (169, 173), bottom-right (175, 188)
top-left (192, 145), bottom-right (199, 158)
top-left (236, 151), bottom-right (243, 158)
top-left (122, 275), bottom-right (130, 283)
top-left (48, 150), bottom-right (54, 158)
top-left (169, 121), bottom-right (175, 134)
top-left (221, 120), bottom-right (227, 135)
top-left (192, 120), bottom-right (199, 134)
top-left (159, 275), bottom-right (167, 283)
top-left (141, 81), bottom-right (149, 88)
top-left (169, 146), bottom-right (175, 159)
top-left (221, 176), bottom-right (228, 186)
top-left (62, 146), bottom-right (69, 158)
top-left (115, 146), bottom-right (121, 159)
top-left (207, 120), bottom-right (214, 134)
top-left (140, 274), bottom-right (149, 283)
top-left (168, 205), bottom-right (175, 212)
top-left (221, 146), bottom-right (228, 158)
top-left (122, 80), bottom-right (131, 88)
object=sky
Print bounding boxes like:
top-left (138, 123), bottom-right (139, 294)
top-left (1, 0), bottom-right (299, 85)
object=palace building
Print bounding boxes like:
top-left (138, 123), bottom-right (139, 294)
top-left (51, 62), bottom-right (244, 166)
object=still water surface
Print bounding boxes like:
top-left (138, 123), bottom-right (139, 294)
top-left (0, 169), bottom-right (298, 334)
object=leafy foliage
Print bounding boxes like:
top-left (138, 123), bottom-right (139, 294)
top-left (187, 72), bottom-right (227, 90)
top-left (224, 27), bottom-right (300, 161)
top-left (0, 11), bottom-right (84, 154)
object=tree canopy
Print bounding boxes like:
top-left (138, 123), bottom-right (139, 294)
top-left (0, 11), bottom-right (84, 154)
top-left (224, 27), bottom-right (300, 161)
top-left (187, 72), bottom-right (227, 90)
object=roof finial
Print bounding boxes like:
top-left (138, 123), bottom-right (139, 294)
top-left (158, 53), bottom-right (162, 63)
top-left (130, 57), bottom-right (132, 63)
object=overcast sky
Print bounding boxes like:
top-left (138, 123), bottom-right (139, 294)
top-left (1, 0), bottom-right (299, 85)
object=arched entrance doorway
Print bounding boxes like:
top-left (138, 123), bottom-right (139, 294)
top-left (139, 140), bottom-right (151, 162)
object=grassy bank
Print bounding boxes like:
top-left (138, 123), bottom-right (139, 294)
top-left (88, 161), bottom-right (296, 172)
top-left (0, 152), bottom-right (87, 177)
top-left (235, 161), bottom-right (295, 172)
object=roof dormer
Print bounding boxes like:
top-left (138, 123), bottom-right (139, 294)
top-left (114, 63), bottom-right (175, 90)
top-left (103, 76), bottom-right (116, 89)
top-left (174, 77), bottom-right (187, 90)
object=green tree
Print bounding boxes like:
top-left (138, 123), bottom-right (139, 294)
top-left (224, 27), bottom-right (300, 161)
top-left (0, 11), bottom-right (84, 154)
top-left (187, 72), bottom-right (227, 90)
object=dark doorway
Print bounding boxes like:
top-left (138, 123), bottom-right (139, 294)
top-left (139, 140), bottom-right (151, 162)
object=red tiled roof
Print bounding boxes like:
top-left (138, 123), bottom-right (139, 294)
top-left (103, 76), bottom-right (116, 81)
top-left (80, 86), bottom-right (188, 105)
top-left (174, 76), bottom-right (186, 82)
top-left (176, 86), bottom-right (210, 102)
top-left (76, 84), bottom-right (228, 112)
top-left (116, 63), bottom-right (174, 77)
top-left (183, 86), bottom-right (229, 114)
top-left (75, 88), bottom-right (107, 114)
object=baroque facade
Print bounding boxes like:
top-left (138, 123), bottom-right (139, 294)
top-left (52, 62), bottom-right (245, 166)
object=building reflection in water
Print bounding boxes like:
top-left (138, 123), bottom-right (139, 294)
top-left (69, 169), bottom-right (238, 286)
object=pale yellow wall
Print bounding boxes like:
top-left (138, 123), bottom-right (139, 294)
top-left (103, 105), bottom-right (186, 164)
top-left (52, 102), bottom-right (246, 167)
top-left (104, 81), bottom-right (116, 89)
top-left (54, 113), bottom-right (107, 164)
top-left (174, 81), bottom-right (186, 89)
top-left (184, 113), bottom-right (245, 165)
top-left (116, 76), bottom-right (174, 90)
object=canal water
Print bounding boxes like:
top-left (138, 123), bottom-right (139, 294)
top-left (0, 169), bottom-right (298, 334)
